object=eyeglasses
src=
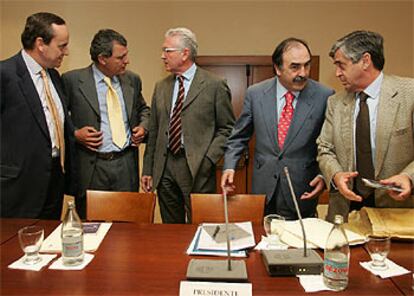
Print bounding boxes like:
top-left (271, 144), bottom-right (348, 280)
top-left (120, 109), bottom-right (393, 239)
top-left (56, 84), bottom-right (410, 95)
top-left (162, 47), bottom-right (183, 53)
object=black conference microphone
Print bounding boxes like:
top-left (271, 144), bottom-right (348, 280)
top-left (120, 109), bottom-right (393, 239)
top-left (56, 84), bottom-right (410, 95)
top-left (261, 167), bottom-right (323, 276)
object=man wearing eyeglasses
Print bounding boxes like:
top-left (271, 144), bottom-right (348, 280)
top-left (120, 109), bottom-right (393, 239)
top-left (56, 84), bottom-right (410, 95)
top-left (62, 29), bottom-right (150, 218)
top-left (142, 27), bottom-right (235, 223)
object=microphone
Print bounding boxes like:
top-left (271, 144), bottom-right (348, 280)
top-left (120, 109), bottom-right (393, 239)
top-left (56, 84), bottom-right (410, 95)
top-left (261, 166), bottom-right (323, 276)
top-left (186, 190), bottom-right (248, 281)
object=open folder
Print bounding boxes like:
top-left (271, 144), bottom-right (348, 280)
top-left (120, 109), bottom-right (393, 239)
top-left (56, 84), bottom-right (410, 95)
top-left (186, 222), bottom-right (255, 257)
top-left (281, 218), bottom-right (366, 249)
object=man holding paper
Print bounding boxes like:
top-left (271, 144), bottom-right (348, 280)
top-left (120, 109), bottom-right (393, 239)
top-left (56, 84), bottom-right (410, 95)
top-left (317, 30), bottom-right (413, 221)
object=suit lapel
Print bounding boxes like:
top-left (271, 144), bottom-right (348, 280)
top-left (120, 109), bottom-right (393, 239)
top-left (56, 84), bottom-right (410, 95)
top-left (119, 75), bottom-right (134, 120)
top-left (78, 66), bottom-right (100, 116)
top-left (15, 54), bottom-right (50, 140)
top-left (163, 75), bottom-right (175, 117)
top-left (260, 78), bottom-right (279, 152)
top-left (182, 68), bottom-right (205, 111)
top-left (282, 84), bottom-right (315, 151)
top-left (374, 76), bottom-right (399, 176)
top-left (341, 92), bottom-right (356, 170)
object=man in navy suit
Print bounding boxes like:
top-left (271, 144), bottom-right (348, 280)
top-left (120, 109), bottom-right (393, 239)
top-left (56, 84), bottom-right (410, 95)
top-left (1, 12), bottom-right (76, 219)
top-left (222, 38), bottom-right (334, 220)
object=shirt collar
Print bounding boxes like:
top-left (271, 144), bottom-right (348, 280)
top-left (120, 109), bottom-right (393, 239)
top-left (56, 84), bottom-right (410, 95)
top-left (21, 50), bottom-right (43, 75)
top-left (360, 71), bottom-right (383, 99)
top-left (92, 63), bottom-right (119, 84)
top-left (178, 63), bottom-right (197, 81)
top-left (276, 77), bottom-right (300, 100)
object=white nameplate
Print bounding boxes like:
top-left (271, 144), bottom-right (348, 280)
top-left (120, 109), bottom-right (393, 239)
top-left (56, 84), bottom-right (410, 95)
top-left (180, 281), bottom-right (252, 296)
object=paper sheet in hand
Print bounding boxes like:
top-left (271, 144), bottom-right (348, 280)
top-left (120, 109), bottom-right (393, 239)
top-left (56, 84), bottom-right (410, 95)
top-left (282, 218), bottom-right (366, 249)
top-left (197, 222), bottom-right (255, 251)
top-left (40, 222), bottom-right (112, 253)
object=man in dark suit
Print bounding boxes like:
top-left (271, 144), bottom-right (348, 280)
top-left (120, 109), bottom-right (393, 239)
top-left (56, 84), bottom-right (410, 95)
top-left (62, 29), bottom-right (150, 218)
top-left (1, 12), bottom-right (76, 219)
top-left (142, 27), bottom-right (235, 223)
top-left (222, 38), bottom-right (334, 220)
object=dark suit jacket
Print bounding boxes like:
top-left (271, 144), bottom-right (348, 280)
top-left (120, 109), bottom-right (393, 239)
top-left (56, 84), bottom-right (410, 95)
top-left (142, 67), bottom-right (235, 189)
top-left (223, 77), bottom-right (334, 217)
top-left (0, 52), bottom-right (76, 218)
top-left (62, 65), bottom-right (150, 194)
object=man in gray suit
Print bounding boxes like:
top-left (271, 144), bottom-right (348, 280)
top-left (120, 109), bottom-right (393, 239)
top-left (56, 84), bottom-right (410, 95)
top-left (63, 29), bottom-right (150, 217)
top-left (222, 38), bottom-right (334, 220)
top-left (318, 31), bottom-right (413, 221)
top-left (142, 27), bottom-right (235, 223)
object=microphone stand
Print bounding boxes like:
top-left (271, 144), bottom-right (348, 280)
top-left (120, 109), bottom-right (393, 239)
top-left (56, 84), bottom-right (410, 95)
top-left (186, 189), bottom-right (248, 281)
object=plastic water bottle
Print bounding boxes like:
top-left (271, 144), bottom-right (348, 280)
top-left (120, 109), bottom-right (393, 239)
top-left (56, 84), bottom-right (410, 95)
top-left (323, 214), bottom-right (349, 291)
top-left (61, 200), bottom-right (84, 266)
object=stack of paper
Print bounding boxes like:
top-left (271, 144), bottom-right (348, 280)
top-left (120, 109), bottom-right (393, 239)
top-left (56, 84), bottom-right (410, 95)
top-left (282, 218), bottom-right (366, 249)
top-left (187, 222), bottom-right (255, 257)
top-left (40, 222), bottom-right (112, 253)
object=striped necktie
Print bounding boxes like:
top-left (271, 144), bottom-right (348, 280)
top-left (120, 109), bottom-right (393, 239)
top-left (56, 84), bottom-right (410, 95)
top-left (169, 76), bottom-right (185, 154)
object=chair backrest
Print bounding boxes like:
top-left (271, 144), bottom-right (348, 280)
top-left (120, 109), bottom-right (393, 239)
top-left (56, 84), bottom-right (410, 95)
top-left (191, 194), bottom-right (265, 225)
top-left (86, 190), bottom-right (156, 223)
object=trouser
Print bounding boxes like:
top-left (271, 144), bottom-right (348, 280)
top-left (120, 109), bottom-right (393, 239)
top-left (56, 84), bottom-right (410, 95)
top-left (39, 157), bottom-right (64, 220)
top-left (157, 148), bottom-right (215, 224)
top-left (76, 148), bottom-right (138, 219)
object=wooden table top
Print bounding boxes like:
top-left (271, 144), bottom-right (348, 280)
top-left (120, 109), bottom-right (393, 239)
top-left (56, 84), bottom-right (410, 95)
top-left (0, 219), bottom-right (412, 295)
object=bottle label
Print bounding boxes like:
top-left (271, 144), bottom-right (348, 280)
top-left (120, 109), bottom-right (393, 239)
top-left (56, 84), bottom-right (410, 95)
top-left (62, 237), bottom-right (83, 257)
top-left (324, 258), bottom-right (349, 279)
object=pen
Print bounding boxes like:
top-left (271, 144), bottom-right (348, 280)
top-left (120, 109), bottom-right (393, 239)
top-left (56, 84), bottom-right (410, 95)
top-left (212, 225), bottom-right (220, 239)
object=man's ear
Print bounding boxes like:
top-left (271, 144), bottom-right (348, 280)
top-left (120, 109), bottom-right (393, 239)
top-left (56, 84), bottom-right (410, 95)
top-left (181, 47), bottom-right (190, 62)
top-left (274, 65), bottom-right (281, 76)
top-left (97, 54), bottom-right (107, 66)
top-left (361, 52), bottom-right (372, 70)
top-left (35, 37), bottom-right (45, 53)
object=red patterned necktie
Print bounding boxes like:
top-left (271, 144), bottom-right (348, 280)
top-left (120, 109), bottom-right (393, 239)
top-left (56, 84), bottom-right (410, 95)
top-left (169, 76), bottom-right (185, 154)
top-left (278, 91), bottom-right (295, 149)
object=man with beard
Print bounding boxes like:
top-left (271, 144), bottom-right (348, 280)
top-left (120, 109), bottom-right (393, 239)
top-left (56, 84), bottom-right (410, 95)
top-left (222, 38), bottom-right (334, 220)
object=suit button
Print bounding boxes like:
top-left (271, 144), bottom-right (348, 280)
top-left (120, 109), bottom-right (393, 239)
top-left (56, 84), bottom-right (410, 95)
top-left (274, 175), bottom-right (278, 179)
top-left (278, 155), bottom-right (283, 160)
top-left (163, 153), bottom-right (167, 157)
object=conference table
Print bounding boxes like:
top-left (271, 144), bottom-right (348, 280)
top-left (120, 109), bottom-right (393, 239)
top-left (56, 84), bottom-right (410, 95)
top-left (0, 219), bottom-right (412, 295)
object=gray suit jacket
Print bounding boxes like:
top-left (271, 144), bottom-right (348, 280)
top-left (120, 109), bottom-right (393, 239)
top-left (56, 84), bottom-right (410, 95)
top-left (224, 77), bottom-right (334, 217)
top-left (317, 75), bottom-right (414, 221)
top-left (142, 67), bottom-right (235, 189)
top-left (62, 65), bottom-right (150, 193)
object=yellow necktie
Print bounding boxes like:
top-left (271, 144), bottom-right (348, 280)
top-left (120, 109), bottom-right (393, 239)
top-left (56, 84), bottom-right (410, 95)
top-left (103, 77), bottom-right (127, 148)
top-left (40, 69), bottom-right (65, 173)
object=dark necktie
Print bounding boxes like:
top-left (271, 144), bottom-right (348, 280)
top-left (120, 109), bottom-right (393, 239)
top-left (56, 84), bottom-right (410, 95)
top-left (355, 92), bottom-right (375, 198)
top-left (278, 91), bottom-right (295, 149)
top-left (169, 76), bottom-right (185, 154)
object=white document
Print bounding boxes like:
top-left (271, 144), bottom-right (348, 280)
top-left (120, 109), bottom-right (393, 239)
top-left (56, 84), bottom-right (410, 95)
top-left (187, 226), bottom-right (247, 257)
top-left (197, 222), bottom-right (255, 251)
top-left (40, 222), bottom-right (112, 253)
top-left (282, 218), bottom-right (366, 249)
top-left (180, 281), bottom-right (252, 296)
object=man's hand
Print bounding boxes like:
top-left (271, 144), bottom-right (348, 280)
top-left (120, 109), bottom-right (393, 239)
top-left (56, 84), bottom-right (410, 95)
top-left (300, 175), bottom-right (326, 200)
top-left (221, 169), bottom-right (236, 194)
top-left (131, 126), bottom-right (146, 146)
top-left (333, 171), bottom-right (363, 202)
top-left (141, 175), bottom-right (153, 192)
top-left (380, 174), bottom-right (412, 201)
top-left (74, 126), bottom-right (103, 151)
